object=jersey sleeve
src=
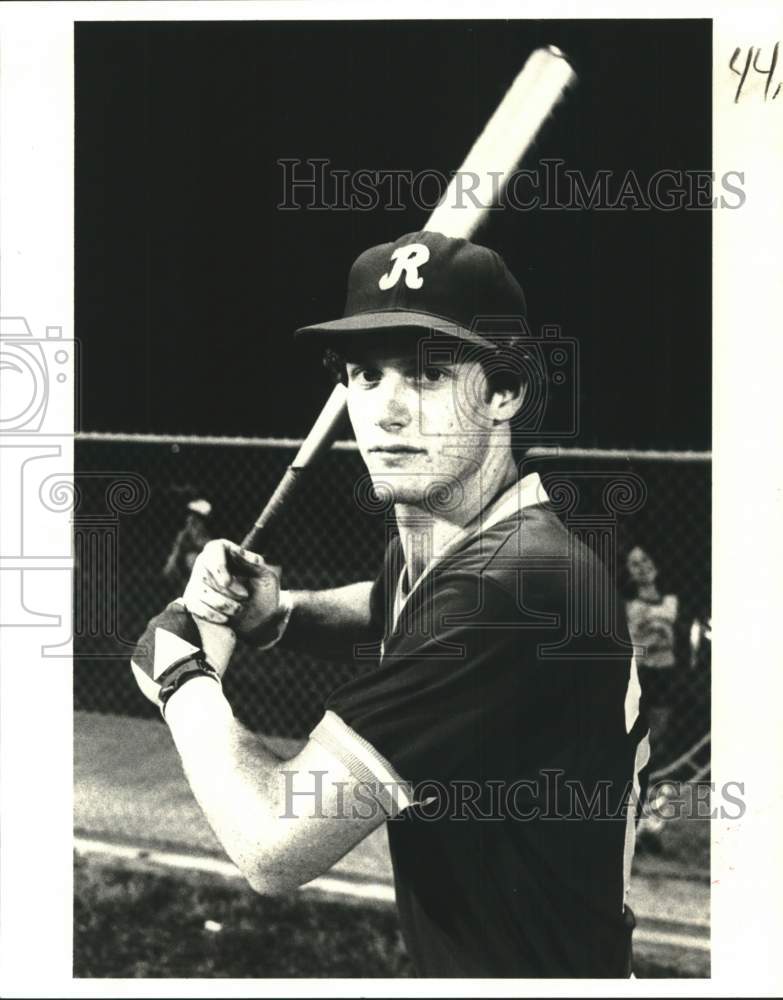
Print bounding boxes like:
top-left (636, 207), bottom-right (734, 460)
top-left (310, 569), bottom-right (565, 813)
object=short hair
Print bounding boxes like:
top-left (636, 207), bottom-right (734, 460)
top-left (321, 336), bottom-right (531, 402)
top-left (322, 333), bottom-right (537, 465)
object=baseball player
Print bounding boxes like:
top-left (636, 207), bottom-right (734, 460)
top-left (131, 232), bottom-right (650, 977)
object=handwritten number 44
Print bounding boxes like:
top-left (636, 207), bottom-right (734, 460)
top-left (730, 44), bottom-right (781, 102)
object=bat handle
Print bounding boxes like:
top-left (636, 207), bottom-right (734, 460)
top-left (241, 465), bottom-right (301, 553)
top-left (240, 384), bottom-right (348, 555)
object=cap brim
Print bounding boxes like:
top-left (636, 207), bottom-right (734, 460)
top-left (294, 310), bottom-right (497, 349)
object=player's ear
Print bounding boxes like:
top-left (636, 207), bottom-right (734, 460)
top-left (489, 378), bottom-right (526, 425)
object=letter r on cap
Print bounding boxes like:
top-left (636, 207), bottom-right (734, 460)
top-left (378, 243), bottom-right (430, 291)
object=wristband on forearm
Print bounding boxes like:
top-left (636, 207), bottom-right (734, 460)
top-left (159, 656), bottom-right (221, 717)
top-left (248, 590), bottom-right (295, 650)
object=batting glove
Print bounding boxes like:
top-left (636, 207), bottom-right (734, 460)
top-left (130, 599), bottom-right (236, 713)
top-left (183, 539), bottom-right (287, 645)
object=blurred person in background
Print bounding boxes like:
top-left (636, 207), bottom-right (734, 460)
top-left (162, 498), bottom-right (213, 595)
top-left (625, 545), bottom-right (679, 745)
top-left (624, 545), bottom-right (679, 851)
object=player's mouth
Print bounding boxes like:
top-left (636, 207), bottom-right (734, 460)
top-left (369, 446), bottom-right (426, 454)
top-left (369, 445), bottom-right (427, 463)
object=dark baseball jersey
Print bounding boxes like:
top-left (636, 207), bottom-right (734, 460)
top-left (310, 473), bottom-right (649, 977)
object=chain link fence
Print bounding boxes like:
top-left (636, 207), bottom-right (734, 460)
top-left (74, 435), bottom-right (710, 776)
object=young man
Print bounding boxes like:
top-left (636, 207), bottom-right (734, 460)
top-left (131, 231), bottom-right (649, 977)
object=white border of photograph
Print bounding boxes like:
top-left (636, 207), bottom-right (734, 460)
top-left (0, 1), bottom-right (781, 996)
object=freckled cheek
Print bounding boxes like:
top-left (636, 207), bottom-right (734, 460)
top-left (417, 396), bottom-right (462, 440)
top-left (421, 413), bottom-right (474, 470)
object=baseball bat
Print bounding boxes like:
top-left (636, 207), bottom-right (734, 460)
top-left (241, 45), bottom-right (576, 554)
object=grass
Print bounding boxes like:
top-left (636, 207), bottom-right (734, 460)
top-left (75, 854), bottom-right (413, 978)
top-left (75, 854), bottom-right (705, 979)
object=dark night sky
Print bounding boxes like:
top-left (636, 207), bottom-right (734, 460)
top-left (75, 19), bottom-right (711, 449)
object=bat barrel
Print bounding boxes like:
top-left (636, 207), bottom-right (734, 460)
top-left (424, 45), bottom-right (576, 239)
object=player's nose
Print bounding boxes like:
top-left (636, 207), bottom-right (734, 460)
top-left (375, 372), bottom-right (412, 431)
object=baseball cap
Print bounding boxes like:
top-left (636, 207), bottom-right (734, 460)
top-left (294, 231), bottom-right (528, 350)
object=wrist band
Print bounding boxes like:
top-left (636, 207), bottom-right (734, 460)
top-left (252, 590), bottom-right (295, 651)
top-left (159, 656), bottom-right (221, 717)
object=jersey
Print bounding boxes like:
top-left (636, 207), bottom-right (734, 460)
top-left (310, 472), bottom-right (650, 977)
top-left (626, 593), bottom-right (679, 669)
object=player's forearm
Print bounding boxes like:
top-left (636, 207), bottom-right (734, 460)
top-left (164, 676), bottom-right (297, 893)
top-left (275, 581), bottom-right (378, 660)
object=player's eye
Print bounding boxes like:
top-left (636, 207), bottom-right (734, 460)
top-left (347, 365), bottom-right (382, 386)
top-left (420, 366), bottom-right (449, 384)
